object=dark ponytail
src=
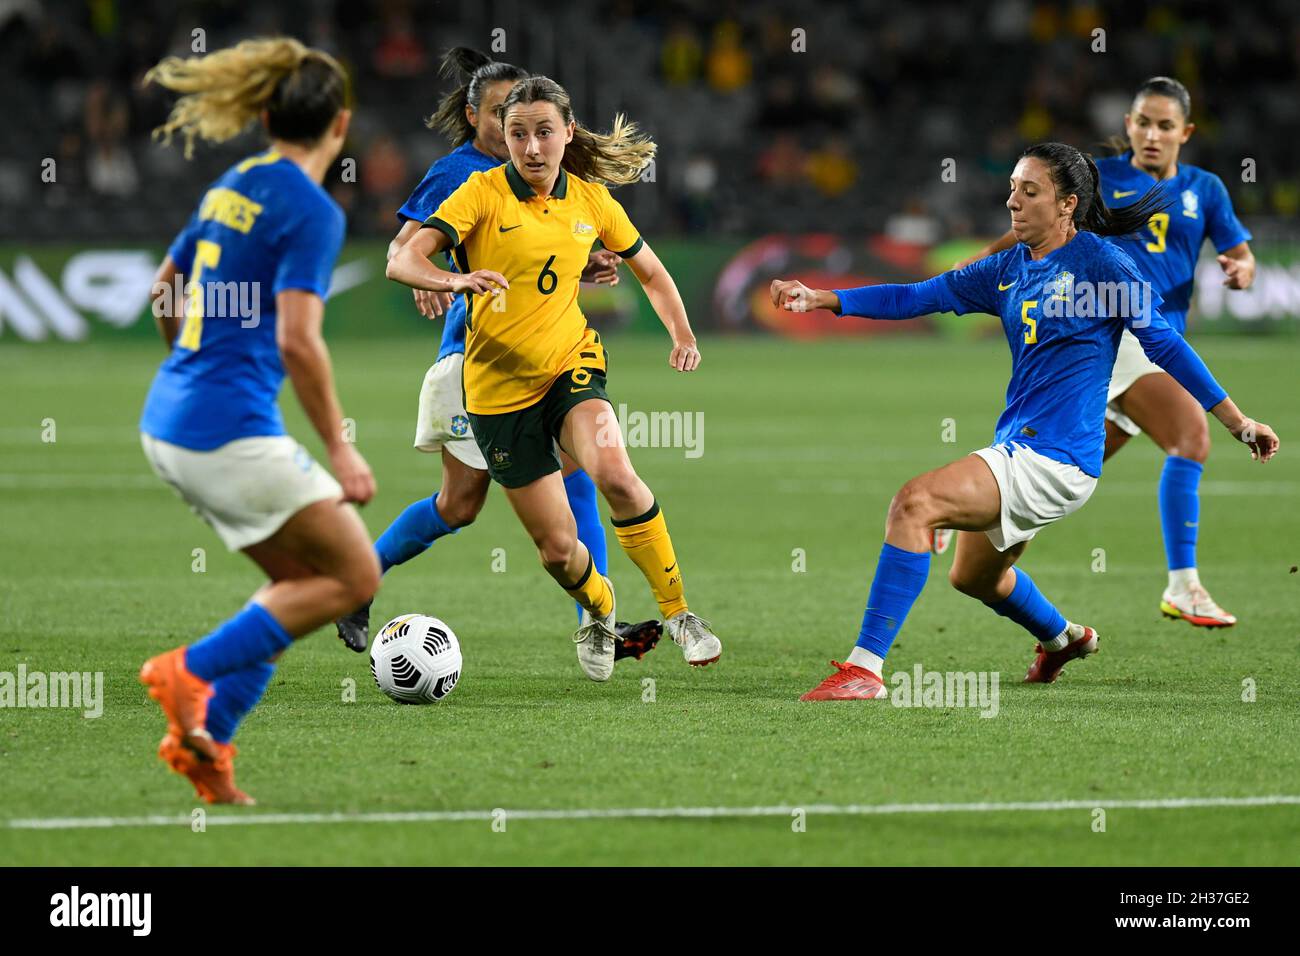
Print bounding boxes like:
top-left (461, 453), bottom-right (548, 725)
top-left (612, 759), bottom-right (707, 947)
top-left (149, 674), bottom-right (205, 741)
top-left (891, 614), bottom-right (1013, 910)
top-left (425, 47), bottom-right (528, 146)
top-left (1021, 142), bottom-right (1170, 239)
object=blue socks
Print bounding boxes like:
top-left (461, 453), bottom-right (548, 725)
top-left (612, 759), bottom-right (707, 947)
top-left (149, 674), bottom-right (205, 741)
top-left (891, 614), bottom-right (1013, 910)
top-left (375, 493), bottom-right (457, 573)
top-left (565, 469), bottom-right (608, 621)
top-left (855, 543), bottom-right (931, 659)
top-left (206, 662), bottom-right (275, 744)
top-left (184, 602), bottom-right (293, 682)
top-left (985, 567), bottom-right (1066, 642)
top-left (1159, 455), bottom-right (1202, 572)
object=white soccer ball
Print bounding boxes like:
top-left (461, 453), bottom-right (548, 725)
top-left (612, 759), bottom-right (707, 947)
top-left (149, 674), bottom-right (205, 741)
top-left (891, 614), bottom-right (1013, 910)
top-left (369, 614), bottom-right (462, 704)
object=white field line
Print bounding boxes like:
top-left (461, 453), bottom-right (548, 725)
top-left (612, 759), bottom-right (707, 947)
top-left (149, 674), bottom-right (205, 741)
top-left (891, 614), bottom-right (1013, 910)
top-left (7, 795), bottom-right (1299, 831)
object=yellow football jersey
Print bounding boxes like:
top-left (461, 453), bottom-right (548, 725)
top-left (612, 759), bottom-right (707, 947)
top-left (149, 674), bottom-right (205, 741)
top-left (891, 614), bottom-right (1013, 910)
top-left (423, 162), bottom-right (643, 414)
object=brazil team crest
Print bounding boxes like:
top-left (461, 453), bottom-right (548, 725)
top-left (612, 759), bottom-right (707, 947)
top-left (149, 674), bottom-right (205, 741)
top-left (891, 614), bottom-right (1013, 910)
top-left (1181, 189), bottom-right (1199, 219)
top-left (1049, 270), bottom-right (1074, 302)
top-left (450, 414), bottom-right (469, 437)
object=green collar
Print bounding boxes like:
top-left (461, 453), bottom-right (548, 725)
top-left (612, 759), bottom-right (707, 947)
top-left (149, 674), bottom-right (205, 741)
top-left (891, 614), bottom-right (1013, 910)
top-left (505, 162), bottom-right (568, 201)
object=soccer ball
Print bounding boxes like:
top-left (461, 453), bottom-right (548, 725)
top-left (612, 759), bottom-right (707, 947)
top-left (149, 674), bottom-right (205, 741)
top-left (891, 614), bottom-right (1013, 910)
top-left (369, 614), bottom-right (462, 704)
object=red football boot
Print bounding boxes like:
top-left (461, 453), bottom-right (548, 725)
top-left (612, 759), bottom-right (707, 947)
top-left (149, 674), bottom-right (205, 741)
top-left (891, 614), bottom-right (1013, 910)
top-left (1024, 625), bottom-right (1099, 684)
top-left (800, 660), bottom-right (888, 701)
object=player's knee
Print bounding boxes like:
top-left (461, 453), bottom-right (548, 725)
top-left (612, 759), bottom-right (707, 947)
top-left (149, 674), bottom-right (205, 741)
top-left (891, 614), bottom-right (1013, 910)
top-left (535, 530), bottom-right (578, 572)
top-left (948, 566), bottom-right (995, 601)
top-left (591, 463), bottom-right (641, 510)
top-left (1175, 424), bottom-right (1211, 463)
top-left (437, 493), bottom-right (481, 530)
top-left (888, 480), bottom-right (934, 528)
top-left (342, 556), bottom-right (381, 611)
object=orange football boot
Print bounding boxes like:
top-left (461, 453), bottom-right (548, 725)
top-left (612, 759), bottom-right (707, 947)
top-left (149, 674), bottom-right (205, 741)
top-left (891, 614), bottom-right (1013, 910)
top-left (139, 647), bottom-right (217, 760)
top-left (800, 660), bottom-right (888, 701)
top-left (158, 734), bottom-right (255, 805)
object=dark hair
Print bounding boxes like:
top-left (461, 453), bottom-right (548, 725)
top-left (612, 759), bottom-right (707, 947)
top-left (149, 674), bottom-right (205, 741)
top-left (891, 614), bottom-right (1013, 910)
top-left (266, 54), bottom-right (348, 143)
top-left (1105, 76), bottom-right (1192, 155)
top-left (426, 47), bottom-right (528, 146)
top-left (496, 75), bottom-right (656, 185)
top-left (1021, 142), bottom-right (1170, 238)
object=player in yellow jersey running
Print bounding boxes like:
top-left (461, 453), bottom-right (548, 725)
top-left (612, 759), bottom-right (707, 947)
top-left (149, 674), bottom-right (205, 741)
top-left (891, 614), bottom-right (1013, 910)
top-left (388, 76), bottom-right (720, 680)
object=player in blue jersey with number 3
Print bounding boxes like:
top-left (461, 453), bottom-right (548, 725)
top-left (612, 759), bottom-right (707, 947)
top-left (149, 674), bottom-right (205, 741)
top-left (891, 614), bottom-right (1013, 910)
top-left (333, 47), bottom-right (662, 663)
top-left (962, 78), bottom-right (1256, 628)
top-left (772, 142), bottom-right (1278, 701)
top-left (137, 39), bottom-right (379, 802)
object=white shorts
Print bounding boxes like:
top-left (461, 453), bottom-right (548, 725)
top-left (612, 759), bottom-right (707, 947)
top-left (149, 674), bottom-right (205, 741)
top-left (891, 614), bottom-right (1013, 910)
top-left (141, 432), bottom-right (343, 552)
top-left (1105, 329), bottom-right (1163, 437)
top-left (413, 352), bottom-right (487, 471)
top-left (970, 442), bottom-right (1097, 551)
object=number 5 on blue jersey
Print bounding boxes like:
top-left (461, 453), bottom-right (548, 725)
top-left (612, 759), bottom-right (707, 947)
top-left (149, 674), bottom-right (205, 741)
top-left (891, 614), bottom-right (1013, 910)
top-left (1021, 299), bottom-right (1038, 345)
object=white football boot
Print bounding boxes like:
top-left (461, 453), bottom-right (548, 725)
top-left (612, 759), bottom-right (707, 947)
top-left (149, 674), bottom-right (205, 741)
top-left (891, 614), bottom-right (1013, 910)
top-left (573, 576), bottom-right (618, 681)
top-left (1161, 583), bottom-right (1237, 628)
top-left (666, 611), bottom-right (721, 667)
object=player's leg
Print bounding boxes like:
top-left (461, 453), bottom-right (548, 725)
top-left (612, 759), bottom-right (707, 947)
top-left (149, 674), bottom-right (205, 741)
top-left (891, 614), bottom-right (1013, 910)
top-left (500, 471), bottom-right (620, 681)
top-left (1102, 418), bottom-right (1133, 461)
top-left (559, 447), bottom-right (663, 658)
top-left (558, 397), bottom-right (720, 666)
top-left (1112, 371), bottom-right (1232, 626)
top-left (949, 530), bottom-right (1098, 683)
top-left (801, 454), bottom-right (1001, 700)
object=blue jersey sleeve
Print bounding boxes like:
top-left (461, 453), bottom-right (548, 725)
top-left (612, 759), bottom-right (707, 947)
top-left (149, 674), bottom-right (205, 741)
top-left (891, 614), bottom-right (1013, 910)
top-left (1107, 249), bottom-right (1228, 410)
top-left (940, 252), bottom-right (1005, 315)
top-left (397, 161), bottom-right (452, 224)
top-left (833, 274), bottom-right (962, 319)
top-left (1203, 173), bottom-right (1252, 254)
top-left (273, 203), bottom-right (345, 299)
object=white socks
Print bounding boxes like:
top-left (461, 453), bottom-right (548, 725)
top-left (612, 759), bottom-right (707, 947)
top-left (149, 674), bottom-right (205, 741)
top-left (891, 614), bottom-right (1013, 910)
top-left (1040, 622), bottom-right (1074, 652)
top-left (847, 646), bottom-right (885, 675)
top-left (1168, 567), bottom-right (1200, 594)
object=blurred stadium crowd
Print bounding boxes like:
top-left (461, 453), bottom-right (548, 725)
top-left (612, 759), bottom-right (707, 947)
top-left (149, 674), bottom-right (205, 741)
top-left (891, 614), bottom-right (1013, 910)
top-left (2, 0), bottom-right (1296, 243)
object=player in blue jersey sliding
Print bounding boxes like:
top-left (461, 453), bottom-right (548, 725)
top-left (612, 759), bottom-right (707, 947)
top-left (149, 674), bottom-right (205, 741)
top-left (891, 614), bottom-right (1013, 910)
top-left (137, 39), bottom-right (378, 802)
top-left (334, 47), bottom-right (662, 665)
top-left (960, 78), bottom-right (1256, 628)
top-left (771, 142), bottom-right (1278, 701)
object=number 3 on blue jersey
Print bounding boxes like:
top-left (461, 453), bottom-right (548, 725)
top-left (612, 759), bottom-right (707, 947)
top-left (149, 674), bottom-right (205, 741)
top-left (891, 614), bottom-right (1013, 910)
top-left (1021, 299), bottom-right (1038, 345)
top-left (178, 239), bottom-right (221, 351)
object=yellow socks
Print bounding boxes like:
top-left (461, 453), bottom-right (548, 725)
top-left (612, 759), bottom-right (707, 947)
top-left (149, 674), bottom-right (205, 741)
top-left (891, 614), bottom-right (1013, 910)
top-left (563, 551), bottom-right (613, 619)
top-left (612, 501), bottom-right (687, 619)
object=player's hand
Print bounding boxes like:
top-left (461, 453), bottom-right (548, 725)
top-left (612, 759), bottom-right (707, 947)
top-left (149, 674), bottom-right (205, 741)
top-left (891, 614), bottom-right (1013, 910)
top-left (413, 288), bottom-right (455, 319)
top-left (1231, 418), bottom-right (1279, 462)
top-left (581, 250), bottom-right (622, 285)
top-left (330, 443), bottom-right (377, 505)
top-left (770, 278), bottom-right (832, 313)
top-left (669, 337), bottom-right (701, 371)
top-left (1217, 254), bottom-right (1255, 290)
top-left (447, 270), bottom-right (509, 296)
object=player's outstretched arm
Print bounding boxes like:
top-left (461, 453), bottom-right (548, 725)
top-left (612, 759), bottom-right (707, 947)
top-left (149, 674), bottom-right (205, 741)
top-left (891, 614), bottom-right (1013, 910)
top-left (622, 242), bottom-right (700, 371)
top-left (1128, 316), bottom-right (1279, 462)
top-left (385, 227), bottom-right (509, 297)
top-left (388, 219), bottom-right (453, 319)
top-left (770, 274), bottom-right (958, 319)
top-left (276, 289), bottom-right (376, 505)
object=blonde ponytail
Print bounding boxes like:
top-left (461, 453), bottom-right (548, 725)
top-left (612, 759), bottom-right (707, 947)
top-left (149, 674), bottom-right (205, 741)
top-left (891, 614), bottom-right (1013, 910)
top-left (145, 37), bottom-right (345, 158)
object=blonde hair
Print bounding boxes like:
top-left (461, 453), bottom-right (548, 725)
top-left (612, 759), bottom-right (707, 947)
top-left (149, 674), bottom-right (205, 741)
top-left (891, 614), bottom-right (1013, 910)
top-left (145, 37), bottom-right (347, 158)
top-left (496, 76), bottom-right (656, 186)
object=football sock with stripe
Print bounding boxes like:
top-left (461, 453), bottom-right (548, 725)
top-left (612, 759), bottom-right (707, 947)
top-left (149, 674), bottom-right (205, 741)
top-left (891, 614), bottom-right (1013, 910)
top-left (985, 567), bottom-right (1069, 650)
top-left (1159, 455), bottom-right (1202, 583)
top-left (374, 493), bottom-right (457, 574)
top-left (184, 602), bottom-right (294, 681)
top-left (563, 550), bottom-right (614, 620)
top-left (851, 543), bottom-right (931, 675)
top-left (612, 501), bottom-right (688, 619)
top-left (565, 469), bottom-right (608, 622)
top-left (205, 661), bottom-right (275, 744)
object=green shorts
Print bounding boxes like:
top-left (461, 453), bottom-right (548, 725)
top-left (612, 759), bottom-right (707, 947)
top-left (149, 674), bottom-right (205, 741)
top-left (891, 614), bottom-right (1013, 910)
top-left (467, 367), bottom-right (612, 488)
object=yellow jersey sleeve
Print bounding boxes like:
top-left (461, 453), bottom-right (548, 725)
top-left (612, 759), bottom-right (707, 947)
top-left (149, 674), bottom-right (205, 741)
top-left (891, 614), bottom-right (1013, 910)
top-left (424, 172), bottom-right (488, 248)
top-left (596, 185), bottom-right (643, 258)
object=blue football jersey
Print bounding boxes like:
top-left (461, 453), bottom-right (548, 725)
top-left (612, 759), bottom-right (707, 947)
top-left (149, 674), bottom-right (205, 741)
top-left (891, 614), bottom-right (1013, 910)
top-left (1095, 154), bottom-right (1251, 334)
top-left (942, 230), bottom-right (1224, 477)
top-left (397, 140), bottom-right (500, 362)
top-left (141, 150), bottom-right (345, 451)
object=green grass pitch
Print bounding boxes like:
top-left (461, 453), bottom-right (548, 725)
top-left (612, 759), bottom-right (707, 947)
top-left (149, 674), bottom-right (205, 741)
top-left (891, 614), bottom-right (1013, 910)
top-left (1, 333), bottom-right (1297, 865)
